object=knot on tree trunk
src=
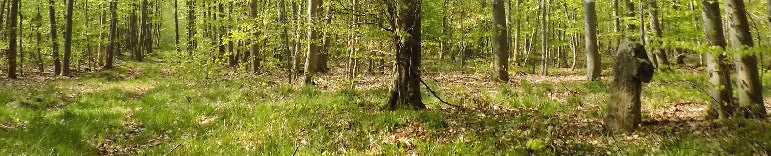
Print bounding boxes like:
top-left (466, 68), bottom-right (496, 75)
top-left (605, 42), bottom-right (655, 134)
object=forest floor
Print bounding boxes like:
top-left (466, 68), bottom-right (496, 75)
top-left (1, 51), bottom-right (771, 155)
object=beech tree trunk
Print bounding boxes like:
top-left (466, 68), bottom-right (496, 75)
top-left (700, 0), bottom-right (734, 119)
top-left (174, 0), bottom-right (179, 52)
top-left (724, 0), bottom-right (766, 118)
top-left (187, 0), bottom-right (196, 55)
top-left (648, 0), bottom-right (669, 66)
top-left (5, 0), bottom-right (17, 79)
top-left (584, 0), bottom-right (601, 81)
top-left (387, 0), bottom-right (425, 110)
top-left (492, 0), bottom-right (509, 81)
top-left (62, 0), bottom-right (73, 76)
top-left (250, 0), bottom-right (260, 73)
top-left (303, 0), bottom-right (322, 84)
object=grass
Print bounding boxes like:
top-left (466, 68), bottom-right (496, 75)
top-left (1, 51), bottom-right (770, 155)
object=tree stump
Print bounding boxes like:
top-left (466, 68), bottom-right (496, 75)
top-left (605, 42), bottom-right (655, 134)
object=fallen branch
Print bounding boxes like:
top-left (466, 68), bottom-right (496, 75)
top-left (419, 78), bottom-right (465, 109)
top-left (166, 143), bottom-right (182, 155)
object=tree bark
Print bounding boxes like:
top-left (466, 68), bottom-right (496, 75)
top-left (584, 0), bottom-right (600, 81)
top-left (174, 0), bottom-right (180, 52)
top-left (303, 0), bottom-right (322, 84)
top-left (648, 0), bottom-right (669, 66)
top-left (492, 0), bottom-right (509, 81)
top-left (187, 0), bottom-right (196, 55)
top-left (605, 42), bottom-right (654, 134)
top-left (701, 0), bottom-right (734, 119)
top-left (48, 0), bottom-right (60, 75)
top-left (5, 0), bottom-right (17, 79)
top-left (387, 0), bottom-right (425, 110)
top-left (138, 0), bottom-right (148, 61)
top-left (62, 0), bottom-right (73, 76)
top-left (724, 0), bottom-right (766, 118)
top-left (250, 0), bottom-right (260, 73)
top-left (105, 0), bottom-right (118, 69)
top-left (35, 6), bottom-right (44, 73)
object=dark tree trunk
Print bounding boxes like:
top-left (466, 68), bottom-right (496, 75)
top-left (724, 0), bottom-right (765, 118)
top-left (386, 0), bottom-right (425, 110)
top-left (5, 0), bottom-right (17, 79)
top-left (48, 0), bottom-right (60, 75)
top-left (187, 0), bottom-right (196, 55)
top-left (250, 0), bottom-right (260, 73)
top-left (174, 0), bottom-right (179, 52)
top-left (700, 0), bottom-right (734, 119)
top-left (137, 0), bottom-right (148, 61)
top-left (648, 0), bottom-right (669, 66)
top-left (35, 6), bottom-right (44, 73)
top-left (492, 0), bottom-right (509, 81)
top-left (105, 0), bottom-right (118, 69)
top-left (62, 0), bottom-right (73, 76)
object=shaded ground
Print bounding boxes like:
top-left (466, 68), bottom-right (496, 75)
top-left (1, 52), bottom-right (771, 155)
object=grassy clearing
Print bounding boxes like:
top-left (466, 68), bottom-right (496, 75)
top-left (1, 52), bottom-right (770, 155)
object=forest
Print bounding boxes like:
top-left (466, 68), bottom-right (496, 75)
top-left (0, 0), bottom-right (770, 155)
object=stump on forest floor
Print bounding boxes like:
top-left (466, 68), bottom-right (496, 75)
top-left (605, 42), bottom-right (655, 134)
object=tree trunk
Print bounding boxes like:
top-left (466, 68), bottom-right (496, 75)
top-left (105, 0), bottom-right (118, 69)
top-left (187, 0), bottom-right (196, 55)
top-left (492, 0), bottom-right (509, 81)
top-left (227, 3), bottom-right (236, 67)
top-left (317, 5), bottom-right (330, 73)
top-left (138, 0), bottom-right (148, 61)
top-left (513, 0), bottom-right (521, 66)
top-left (701, 0), bottom-right (734, 119)
top-left (217, 3), bottom-right (225, 61)
top-left (279, 0), bottom-right (290, 78)
top-left (387, 0), bottom-right (425, 110)
top-left (539, 0), bottom-right (549, 75)
top-left (250, 0), bottom-right (260, 73)
top-left (648, 0), bottom-right (669, 66)
top-left (5, 0), bottom-right (17, 79)
top-left (18, 6), bottom-right (23, 76)
top-left (48, 0), bottom-right (60, 75)
top-left (62, 0), bottom-right (73, 76)
top-left (303, 0), bottom-right (322, 84)
top-left (174, 0), bottom-right (180, 52)
top-left (724, 0), bottom-right (766, 118)
top-left (605, 42), bottom-right (654, 134)
top-left (35, 6), bottom-right (44, 73)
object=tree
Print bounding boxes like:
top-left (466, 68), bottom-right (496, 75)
top-left (724, 0), bottom-right (765, 118)
top-left (303, 0), bottom-right (322, 85)
top-left (250, 0), bottom-right (260, 73)
top-left (700, 0), bottom-right (733, 119)
top-left (491, 0), bottom-right (509, 81)
top-left (105, 0), bottom-right (118, 69)
top-left (187, 0), bottom-right (196, 55)
top-left (138, 0), bottom-right (149, 61)
top-left (48, 0), bottom-right (60, 75)
top-left (174, 0), bottom-right (180, 52)
top-left (62, 0), bottom-right (73, 76)
top-left (647, 0), bottom-right (669, 66)
top-left (386, 0), bottom-right (425, 110)
top-left (5, 0), bottom-right (18, 79)
top-left (584, 0), bottom-right (600, 81)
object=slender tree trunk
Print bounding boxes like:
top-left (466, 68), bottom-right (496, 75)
top-left (303, 0), bottom-right (322, 84)
top-left (18, 5), bottom-right (23, 76)
top-left (48, 0), bottom-right (60, 75)
top-left (105, 0), bottom-right (117, 69)
top-left (291, 1), bottom-right (300, 82)
top-left (35, 6), bottom-right (44, 73)
top-left (0, 0), bottom-right (8, 31)
top-left (250, 0), bottom-right (260, 73)
top-left (187, 0), bottom-right (196, 55)
top-left (648, 0), bottom-right (669, 66)
top-left (174, 0), bottom-right (180, 52)
top-left (539, 0), bottom-right (550, 75)
top-left (725, 0), bottom-right (766, 118)
top-left (387, 0), bottom-right (425, 110)
top-left (62, 0), bottom-right (73, 76)
top-left (279, 0), bottom-right (290, 78)
top-left (137, 0), bottom-right (148, 61)
top-left (5, 0), bottom-right (17, 79)
top-left (700, 0), bottom-right (734, 119)
top-left (513, 0), bottom-right (521, 66)
top-left (492, 0), bottom-right (509, 81)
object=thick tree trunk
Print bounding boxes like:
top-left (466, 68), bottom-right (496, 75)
top-left (584, 0), bottom-right (602, 81)
top-left (724, 0), bottom-right (766, 118)
top-left (648, 0), bottom-right (669, 66)
top-left (62, 0), bottom-right (73, 76)
top-left (492, 0), bottom-right (509, 81)
top-left (105, 0), bottom-right (118, 69)
top-left (605, 42), bottom-right (654, 134)
top-left (387, 0), bottom-right (425, 110)
top-left (303, 0), bottom-right (322, 84)
top-left (5, 0), bottom-right (17, 79)
top-left (700, 0), bottom-right (734, 119)
top-left (48, 0), bottom-right (60, 75)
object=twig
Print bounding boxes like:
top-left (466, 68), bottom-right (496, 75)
top-left (166, 143), bottom-right (182, 155)
top-left (419, 78), bottom-right (465, 109)
top-left (292, 145), bottom-right (299, 156)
